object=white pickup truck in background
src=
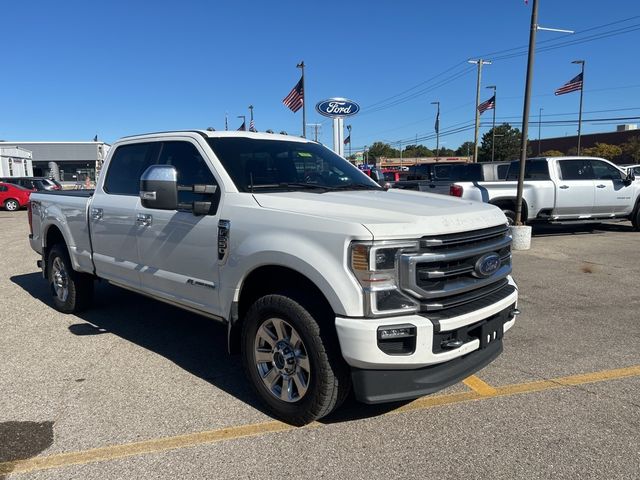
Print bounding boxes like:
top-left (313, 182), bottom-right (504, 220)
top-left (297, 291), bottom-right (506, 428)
top-left (450, 156), bottom-right (640, 229)
top-left (28, 130), bottom-right (519, 424)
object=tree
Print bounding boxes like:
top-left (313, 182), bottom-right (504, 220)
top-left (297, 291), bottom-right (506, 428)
top-left (541, 150), bottom-right (564, 157)
top-left (455, 142), bottom-right (475, 157)
top-left (402, 144), bottom-right (433, 157)
top-left (621, 136), bottom-right (640, 163)
top-left (367, 142), bottom-right (399, 162)
top-left (478, 123), bottom-right (522, 161)
top-left (437, 147), bottom-right (455, 156)
top-left (581, 143), bottom-right (622, 160)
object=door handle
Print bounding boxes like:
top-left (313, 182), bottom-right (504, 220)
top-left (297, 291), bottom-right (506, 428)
top-left (136, 213), bottom-right (153, 227)
top-left (91, 208), bottom-right (103, 220)
top-left (559, 185), bottom-right (569, 189)
top-left (596, 184), bottom-right (606, 188)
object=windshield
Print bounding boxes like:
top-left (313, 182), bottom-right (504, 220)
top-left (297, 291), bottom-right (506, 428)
top-left (207, 137), bottom-right (381, 192)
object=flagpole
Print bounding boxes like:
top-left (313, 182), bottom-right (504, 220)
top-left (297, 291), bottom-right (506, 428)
top-left (431, 101), bottom-right (440, 160)
top-left (572, 60), bottom-right (585, 155)
top-left (486, 85), bottom-right (497, 162)
top-left (225, 112), bottom-right (228, 131)
top-left (297, 61), bottom-right (306, 138)
top-left (469, 59), bottom-right (492, 163)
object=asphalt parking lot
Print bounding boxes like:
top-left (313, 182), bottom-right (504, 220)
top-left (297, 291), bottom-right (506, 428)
top-left (1, 211), bottom-right (639, 479)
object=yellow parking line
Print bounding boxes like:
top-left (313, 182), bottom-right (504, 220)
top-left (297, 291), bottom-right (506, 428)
top-left (462, 375), bottom-right (498, 395)
top-left (2, 364), bottom-right (640, 476)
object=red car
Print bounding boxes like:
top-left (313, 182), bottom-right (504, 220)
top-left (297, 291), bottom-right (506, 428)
top-left (0, 182), bottom-right (33, 211)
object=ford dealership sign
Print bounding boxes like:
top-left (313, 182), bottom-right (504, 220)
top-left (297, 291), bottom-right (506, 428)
top-left (315, 98), bottom-right (360, 118)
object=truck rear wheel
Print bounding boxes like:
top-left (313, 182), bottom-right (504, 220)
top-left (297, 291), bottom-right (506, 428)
top-left (241, 294), bottom-right (350, 425)
top-left (47, 244), bottom-right (94, 314)
top-left (632, 209), bottom-right (640, 231)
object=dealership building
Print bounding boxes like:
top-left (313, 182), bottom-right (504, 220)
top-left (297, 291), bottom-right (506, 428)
top-left (0, 146), bottom-right (34, 177)
top-left (0, 141), bottom-right (110, 182)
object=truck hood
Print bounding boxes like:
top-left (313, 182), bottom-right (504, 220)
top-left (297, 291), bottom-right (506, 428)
top-left (253, 189), bottom-right (507, 239)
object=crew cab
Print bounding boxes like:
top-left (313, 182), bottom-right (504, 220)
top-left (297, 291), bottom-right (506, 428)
top-left (28, 131), bottom-right (519, 424)
top-left (392, 162), bottom-right (510, 194)
top-left (450, 156), bottom-right (640, 229)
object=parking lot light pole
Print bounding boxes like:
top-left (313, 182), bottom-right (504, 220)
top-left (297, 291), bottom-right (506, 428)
top-left (538, 107), bottom-right (543, 155)
top-left (469, 59), bottom-right (491, 163)
top-left (486, 86), bottom-right (496, 161)
top-left (431, 101), bottom-right (440, 158)
top-left (572, 59), bottom-right (585, 155)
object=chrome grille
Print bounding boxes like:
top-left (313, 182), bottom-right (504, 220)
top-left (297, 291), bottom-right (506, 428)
top-left (399, 225), bottom-right (512, 312)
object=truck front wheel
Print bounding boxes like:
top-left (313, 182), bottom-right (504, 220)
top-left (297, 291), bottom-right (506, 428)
top-left (47, 244), bottom-right (94, 314)
top-left (241, 294), bottom-right (350, 425)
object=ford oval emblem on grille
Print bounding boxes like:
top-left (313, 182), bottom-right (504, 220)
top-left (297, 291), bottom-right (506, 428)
top-left (474, 253), bottom-right (501, 278)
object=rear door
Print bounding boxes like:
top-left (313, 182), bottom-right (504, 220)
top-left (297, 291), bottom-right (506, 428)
top-left (554, 159), bottom-right (595, 218)
top-left (590, 159), bottom-right (635, 215)
top-left (136, 139), bottom-right (222, 316)
top-left (90, 142), bottom-right (159, 288)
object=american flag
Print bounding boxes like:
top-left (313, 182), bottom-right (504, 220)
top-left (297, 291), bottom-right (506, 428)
top-left (343, 135), bottom-right (350, 145)
top-left (249, 119), bottom-right (257, 132)
top-left (478, 95), bottom-right (496, 114)
top-left (555, 73), bottom-right (583, 96)
top-left (283, 77), bottom-right (304, 112)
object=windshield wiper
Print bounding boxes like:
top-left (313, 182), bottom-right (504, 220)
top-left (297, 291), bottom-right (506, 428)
top-left (330, 183), bottom-right (382, 191)
top-left (249, 183), bottom-right (336, 192)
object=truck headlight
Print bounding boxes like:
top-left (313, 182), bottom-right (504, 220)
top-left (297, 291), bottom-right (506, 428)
top-left (349, 241), bottom-right (420, 317)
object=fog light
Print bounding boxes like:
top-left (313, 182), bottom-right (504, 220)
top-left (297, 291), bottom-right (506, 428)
top-left (377, 324), bottom-right (416, 355)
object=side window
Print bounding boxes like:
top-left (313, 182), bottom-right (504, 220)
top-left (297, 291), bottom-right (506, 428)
top-left (433, 165), bottom-right (453, 180)
top-left (589, 160), bottom-right (622, 181)
top-left (506, 160), bottom-right (550, 180)
top-left (497, 164), bottom-right (509, 179)
top-left (157, 141), bottom-right (218, 205)
top-left (104, 142), bottom-right (158, 195)
top-left (0, 185), bottom-right (7, 192)
top-left (558, 160), bottom-right (594, 181)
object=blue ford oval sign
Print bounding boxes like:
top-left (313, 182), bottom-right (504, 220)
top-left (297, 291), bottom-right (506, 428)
top-left (473, 253), bottom-right (501, 278)
top-left (315, 98), bottom-right (360, 118)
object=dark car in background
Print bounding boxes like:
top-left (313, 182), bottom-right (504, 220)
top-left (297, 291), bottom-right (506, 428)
top-left (0, 177), bottom-right (62, 191)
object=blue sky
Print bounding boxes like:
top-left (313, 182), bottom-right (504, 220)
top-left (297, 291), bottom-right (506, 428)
top-left (2, 0), bottom-right (639, 152)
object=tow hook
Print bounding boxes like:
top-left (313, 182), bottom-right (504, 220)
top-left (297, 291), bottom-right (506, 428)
top-left (509, 308), bottom-right (521, 319)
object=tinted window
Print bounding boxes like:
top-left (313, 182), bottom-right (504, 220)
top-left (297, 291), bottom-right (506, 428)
top-left (157, 141), bottom-right (218, 205)
top-left (497, 164), bottom-right (509, 179)
top-left (590, 160), bottom-right (622, 180)
top-left (104, 143), bottom-right (158, 195)
top-left (0, 185), bottom-right (6, 192)
top-left (506, 160), bottom-right (551, 180)
top-left (207, 138), bottom-right (379, 192)
top-left (558, 160), bottom-right (594, 181)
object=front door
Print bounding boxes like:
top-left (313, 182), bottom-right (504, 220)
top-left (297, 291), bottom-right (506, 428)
top-left (136, 140), bottom-right (222, 317)
top-left (590, 159), bottom-right (635, 216)
top-left (554, 159), bottom-right (595, 218)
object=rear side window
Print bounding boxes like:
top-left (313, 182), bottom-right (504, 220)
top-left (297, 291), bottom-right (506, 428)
top-left (104, 143), bottom-right (159, 195)
top-left (558, 160), bottom-right (594, 180)
top-left (506, 160), bottom-right (550, 180)
top-left (497, 164), bottom-right (509, 179)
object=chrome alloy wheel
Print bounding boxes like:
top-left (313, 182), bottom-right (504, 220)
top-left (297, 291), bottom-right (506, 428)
top-left (51, 256), bottom-right (69, 302)
top-left (254, 318), bottom-right (310, 403)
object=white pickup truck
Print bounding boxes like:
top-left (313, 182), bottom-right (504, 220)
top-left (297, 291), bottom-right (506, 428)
top-left (450, 156), bottom-right (640, 229)
top-left (28, 130), bottom-right (518, 424)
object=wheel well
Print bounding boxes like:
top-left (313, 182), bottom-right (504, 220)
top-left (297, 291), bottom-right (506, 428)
top-left (228, 265), bottom-right (335, 354)
top-left (43, 225), bottom-right (66, 276)
top-left (490, 198), bottom-right (528, 222)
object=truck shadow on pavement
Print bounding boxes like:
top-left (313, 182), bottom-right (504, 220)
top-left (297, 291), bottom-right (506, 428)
top-left (10, 272), bottom-right (401, 425)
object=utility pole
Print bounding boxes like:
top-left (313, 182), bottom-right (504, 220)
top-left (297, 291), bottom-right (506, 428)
top-left (515, 0), bottom-right (538, 225)
top-left (431, 101), bottom-right (440, 159)
top-left (469, 59), bottom-right (491, 162)
top-left (538, 107), bottom-right (543, 155)
top-left (297, 61), bottom-right (306, 138)
top-left (307, 123), bottom-right (321, 142)
top-left (398, 141), bottom-right (403, 168)
top-left (572, 59), bottom-right (585, 155)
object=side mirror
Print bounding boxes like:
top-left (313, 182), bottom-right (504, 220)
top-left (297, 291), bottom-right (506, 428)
top-left (627, 171), bottom-right (636, 182)
top-left (140, 165), bottom-right (178, 210)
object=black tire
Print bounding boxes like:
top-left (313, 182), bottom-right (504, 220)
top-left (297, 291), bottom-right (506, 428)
top-left (47, 244), bottom-right (94, 314)
top-left (4, 199), bottom-right (19, 211)
top-left (503, 209), bottom-right (516, 226)
top-left (241, 294), bottom-right (351, 426)
top-left (632, 206), bottom-right (640, 231)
